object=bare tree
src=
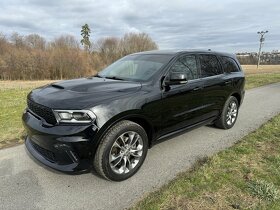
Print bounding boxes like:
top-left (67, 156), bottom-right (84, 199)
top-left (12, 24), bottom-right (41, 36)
top-left (10, 33), bottom-right (26, 49)
top-left (120, 32), bottom-right (158, 56)
top-left (51, 35), bottom-right (80, 49)
top-left (94, 37), bottom-right (121, 64)
top-left (25, 34), bottom-right (46, 50)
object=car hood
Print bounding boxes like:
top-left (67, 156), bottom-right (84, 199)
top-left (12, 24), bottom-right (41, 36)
top-left (28, 77), bottom-right (142, 109)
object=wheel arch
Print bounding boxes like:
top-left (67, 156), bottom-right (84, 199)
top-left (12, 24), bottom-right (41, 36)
top-left (125, 116), bottom-right (155, 147)
top-left (231, 92), bottom-right (241, 106)
top-left (93, 113), bottom-right (156, 153)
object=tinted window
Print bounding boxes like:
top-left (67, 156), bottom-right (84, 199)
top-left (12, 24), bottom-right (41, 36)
top-left (221, 56), bottom-right (240, 72)
top-left (170, 55), bottom-right (198, 80)
top-left (199, 55), bottom-right (222, 77)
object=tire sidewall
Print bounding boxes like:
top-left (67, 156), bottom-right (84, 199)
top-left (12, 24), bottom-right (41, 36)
top-left (99, 121), bottom-right (148, 181)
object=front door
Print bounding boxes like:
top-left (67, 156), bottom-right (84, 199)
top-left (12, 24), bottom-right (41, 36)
top-left (159, 54), bottom-right (206, 136)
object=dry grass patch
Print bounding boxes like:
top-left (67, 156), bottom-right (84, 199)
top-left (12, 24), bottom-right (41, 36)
top-left (242, 65), bottom-right (280, 74)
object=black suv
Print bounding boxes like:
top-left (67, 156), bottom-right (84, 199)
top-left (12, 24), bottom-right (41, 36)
top-left (23, 50), bottom-right (245, 181)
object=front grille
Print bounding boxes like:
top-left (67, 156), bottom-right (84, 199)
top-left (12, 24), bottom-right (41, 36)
top-left (27, 99), bottom-right (57, 125)
top-left (31, 140), bottom-right (56, 162)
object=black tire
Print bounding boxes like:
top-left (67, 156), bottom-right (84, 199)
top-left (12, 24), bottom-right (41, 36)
top-left (93, 120), bottom-right (148, 181)
top-left (215, 96), bottom-right (239, 129)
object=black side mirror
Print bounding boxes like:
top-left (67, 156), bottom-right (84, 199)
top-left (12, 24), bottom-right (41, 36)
top-left (165, 72), bottom-right (188, 85)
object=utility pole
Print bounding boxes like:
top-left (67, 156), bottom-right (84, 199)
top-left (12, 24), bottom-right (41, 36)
top-left (257, 30), bottom-right (268, 69)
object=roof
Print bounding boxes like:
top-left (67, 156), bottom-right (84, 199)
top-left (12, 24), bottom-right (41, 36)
top-left (132, 49), bottom-right (236, 58)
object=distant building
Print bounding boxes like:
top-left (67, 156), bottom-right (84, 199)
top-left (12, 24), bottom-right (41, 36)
top-left (236, 51), bottom-right (280, 65)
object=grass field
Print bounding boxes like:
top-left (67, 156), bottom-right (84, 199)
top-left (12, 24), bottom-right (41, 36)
top-left (242, 65), bottom-right (280, 89)
top-left (0, 80), bottom-right (55, 148)
top-left (132, 114), bottom-right (280, 209)
top-left (245, 73), bottom-right (280, 90)
top-left (0, 65), bottom-right (279, 149)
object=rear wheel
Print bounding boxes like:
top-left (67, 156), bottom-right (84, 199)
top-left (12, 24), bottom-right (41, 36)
top-left (93, 120), bottom-right (148, 181)
top-left (215, 96), bottom-right (239, 129)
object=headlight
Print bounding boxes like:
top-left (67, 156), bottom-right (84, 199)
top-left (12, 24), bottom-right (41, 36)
top-left (53, 110), bottom-right (96, 124)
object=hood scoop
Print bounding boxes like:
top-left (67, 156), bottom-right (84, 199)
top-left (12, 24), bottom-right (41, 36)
top-left (51, 84), bottom-right (64, 89)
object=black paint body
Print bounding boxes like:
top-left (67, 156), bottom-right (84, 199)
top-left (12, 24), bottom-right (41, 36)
top-left (22, 50), bottom-right (245, 173)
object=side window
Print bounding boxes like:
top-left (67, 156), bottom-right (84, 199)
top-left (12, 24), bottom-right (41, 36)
top-left (199, 54), bottom-right (223, 77)
top-left (169, 55), bottom-right (198, 80)
top-left (221, 56), bottom-right (240, 73)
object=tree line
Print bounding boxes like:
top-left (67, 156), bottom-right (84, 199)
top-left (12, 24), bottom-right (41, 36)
top-left (236, 53), bottom-right (280, 65)
top-left (0, 32), bottom-right (158, 80)
top-left (2, 28), bottom-right (276, 81)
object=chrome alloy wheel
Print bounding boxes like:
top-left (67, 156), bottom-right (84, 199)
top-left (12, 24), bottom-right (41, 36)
top-left (226, 101), bottom-right (238, 125)
top-left (109, 131), bottom-right (143, 174)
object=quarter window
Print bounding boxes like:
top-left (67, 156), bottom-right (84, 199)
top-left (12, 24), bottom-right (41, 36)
top-left (221, 56), bottom-right (240, 73)
top-left (199, 55), bottom-right (223, 77)
top-left (170, 55), bottom-right (198, 80)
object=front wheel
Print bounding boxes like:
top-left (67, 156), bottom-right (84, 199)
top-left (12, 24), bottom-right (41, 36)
top-left (93, 120), bottom-right (148, 181)
top-left (215, 96), bottom-right (239, 129)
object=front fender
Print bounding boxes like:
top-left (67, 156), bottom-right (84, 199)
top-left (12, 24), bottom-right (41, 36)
top-left (88, 88), bottom-right (162, 150)
top-left (90, 110), bottom-right (155, 153)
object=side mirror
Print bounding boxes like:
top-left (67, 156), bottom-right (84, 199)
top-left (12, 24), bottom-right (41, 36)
top-left (165, 72), bottom-right (188, 85)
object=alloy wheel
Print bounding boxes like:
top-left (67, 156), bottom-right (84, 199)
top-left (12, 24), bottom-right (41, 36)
top-left (226, 101), bottom-right (238, 125)
top-left (109, 131), bottom-right (143, 174)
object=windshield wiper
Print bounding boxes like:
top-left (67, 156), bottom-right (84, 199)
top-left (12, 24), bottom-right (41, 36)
top-left (104, 76), bottom-right (124, 81)
top-left (93, 73), bottom-right (104, 78)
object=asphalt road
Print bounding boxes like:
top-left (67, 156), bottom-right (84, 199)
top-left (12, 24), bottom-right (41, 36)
top-left (1, 83), bottom-right (280, 210)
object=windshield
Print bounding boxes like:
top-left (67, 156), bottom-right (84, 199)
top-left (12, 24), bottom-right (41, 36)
top-left (98, 54), bottom-right (173, 81)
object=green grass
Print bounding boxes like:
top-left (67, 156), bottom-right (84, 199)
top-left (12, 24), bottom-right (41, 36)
top-left (245, 73), bottom-right (280, 90)
top-left (248, 179), bottom-right (280, 201)
top-left (132, 115), bottom-right (280, 210)
top-left (0, 88), bottom-right (31, 148)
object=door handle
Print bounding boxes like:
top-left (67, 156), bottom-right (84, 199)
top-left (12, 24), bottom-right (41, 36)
top-left (224, 80), bottom-right (231, 85)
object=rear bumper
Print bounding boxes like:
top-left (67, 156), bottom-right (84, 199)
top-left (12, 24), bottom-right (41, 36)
top-left (23, 110), bottom-right (98, 173)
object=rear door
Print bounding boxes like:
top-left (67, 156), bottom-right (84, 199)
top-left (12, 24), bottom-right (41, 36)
top-left (198, 54), bottom-right (231, 119)
top-left (220, 55), bottom-right (245, 92)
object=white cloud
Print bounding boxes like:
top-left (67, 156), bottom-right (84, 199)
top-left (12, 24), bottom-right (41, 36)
top-left (0, 0), bottom-right (279, 52)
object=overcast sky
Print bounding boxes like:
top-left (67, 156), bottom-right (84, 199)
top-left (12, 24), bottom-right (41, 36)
top-left (0, 0), bottom-right (279, 52)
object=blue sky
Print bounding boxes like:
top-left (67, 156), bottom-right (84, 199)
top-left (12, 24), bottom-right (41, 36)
top-left (0, 0), bottom-right (279, 52)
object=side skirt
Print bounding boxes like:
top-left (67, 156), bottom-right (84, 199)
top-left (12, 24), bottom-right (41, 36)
top-left (151, 117), bottom-right (217, 147)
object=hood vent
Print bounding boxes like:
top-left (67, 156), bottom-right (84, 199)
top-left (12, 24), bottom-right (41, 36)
top-left (51, 84), bottom-right (64, 89)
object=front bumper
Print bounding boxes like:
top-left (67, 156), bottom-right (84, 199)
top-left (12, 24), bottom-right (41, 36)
top-left (23, 110), bottom-right (98, 173)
